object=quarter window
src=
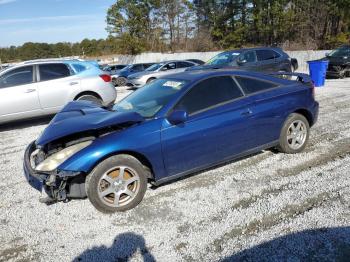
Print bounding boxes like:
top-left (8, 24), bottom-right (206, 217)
top-left (235, 76), bottom-right (277, 94)
top-left (0, 66), bottom-right (34, 88)
top-left (39, 63), bottom-right (71, 81)
top-left (175, 76), bottom-right (243, 115)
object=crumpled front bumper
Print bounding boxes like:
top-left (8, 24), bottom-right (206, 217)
top-left (23, 141), bottom-right (46, 192)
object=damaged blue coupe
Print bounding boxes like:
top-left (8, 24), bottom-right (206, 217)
top-left (24, 69), bottom-right (319, 213)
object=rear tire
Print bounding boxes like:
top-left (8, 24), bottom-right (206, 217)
top-left (76, 94), bottom-right (102, 105)
top-left (277, 113), bottom-right (310, 154)
top-left (85, 155), bottom-right (147, 213)
top-left (115, 77), bottom-right (127, 86)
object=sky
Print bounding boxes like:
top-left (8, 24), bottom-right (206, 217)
top-left (0, 0), bottom-right (116, 47)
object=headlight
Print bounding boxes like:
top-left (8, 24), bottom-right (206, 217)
top-left (35, 141), bottom-right (92, 172)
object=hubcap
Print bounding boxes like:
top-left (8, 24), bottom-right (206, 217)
top-left (287, 120), bottom-right (307, 150)
top-left (97, 166), bottom-right (140, 207)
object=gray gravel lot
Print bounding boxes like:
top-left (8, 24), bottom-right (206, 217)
top-left (0, 80), bottom-right (349, 262)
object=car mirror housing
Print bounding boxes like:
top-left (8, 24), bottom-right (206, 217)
top-left (167, 110), bottom-right (188, 125)
top-left (325, 53), bottom-right (330, 57)
top-left (237, 60), bottom-right (247, 65)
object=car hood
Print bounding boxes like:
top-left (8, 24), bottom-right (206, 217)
top-left (185, 64), bottom-right (235, 71)
top-left (36, 101), bottom-right (144, 146)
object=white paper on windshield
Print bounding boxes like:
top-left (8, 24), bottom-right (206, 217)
top-left (163, 81), bottom-right (183, 89)
top-left (232, 52), bottom-right (240, 55)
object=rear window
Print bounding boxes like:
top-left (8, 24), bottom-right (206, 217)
top-left (235, 76), bottom-right (277, 94)
top-left (39, 63), bottom-right (71, 81)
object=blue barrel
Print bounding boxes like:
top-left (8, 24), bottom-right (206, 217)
top-left (307, 60), bottom-right (329, 87)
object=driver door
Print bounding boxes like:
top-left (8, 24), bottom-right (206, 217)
top-left (161, 76), bottom-right (254, 176)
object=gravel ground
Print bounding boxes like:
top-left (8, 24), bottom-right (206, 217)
top-left (0, 80), bottom-right (349, 262)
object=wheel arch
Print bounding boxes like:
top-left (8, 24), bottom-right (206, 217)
top-left (74, 91), bottom-right (102, 101)
top-left (86, 150), bottom-right (155, 181)
top-left (293, 108), bottom-right (314, 126)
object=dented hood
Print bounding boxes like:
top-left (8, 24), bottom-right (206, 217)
top-left (36, 101), bottom-right (144, 146)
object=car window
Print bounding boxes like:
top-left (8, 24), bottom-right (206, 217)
top-left (235, 76), bottom-right (277, 94)
top-left (176, 61), bottom-right (194, 68)
top-left (238, 51), bottom-right (257, 63)
top-left (132, 64), bottom-right (144, 71)
top-left (0, 66), bottom-right (34, 88)
top-left (256, 50), bottom-right (276, 61)
top-left (39, 63), bottom-right (71, 81)
top-left (163, 62), bottom-right (176, 70)
top-left (115, 65), bottom-right (126, 70)
top-left (175, 76), bottom-right (243, 115)
top-left (71, 63), bottom-right (87, 73)
top-left (206, 51), bottom-right (241, 65)
top-left (273, 50), bottom-right (281, 58)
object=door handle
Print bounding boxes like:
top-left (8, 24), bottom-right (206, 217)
top-left (24, 89), bottom-right (36, 93)
top-left (241, 109), bottom-right (252, 116)
top-left (70, 81), bottom-right (79, 86)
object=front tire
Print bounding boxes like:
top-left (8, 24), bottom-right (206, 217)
top-left (85, 155), bottom-right (147, 213)
top-left (277, 113), bottom-right (310, 154)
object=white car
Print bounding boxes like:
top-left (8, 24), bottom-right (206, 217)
top-left (0, 60), bottom-right (117, 124)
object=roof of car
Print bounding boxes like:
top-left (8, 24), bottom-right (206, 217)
top-left (160, 68), bottom-right (287, 84)
top-left (221, 47), bottom-right (283, 53)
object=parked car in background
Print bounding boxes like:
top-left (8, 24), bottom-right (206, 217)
top-left (24, 69), bottom-right (318, 213)
top-left (324, 45), bottom-right (350, 78)
top-left (127, 60), bottom-right (197, 88)
top-left (103, 64), bottom-right (127, 75)
top-left (0, 60), bottom-right (116, 124)
top-left (112, 63), bottom-right (155, 86)
top-left (186, 59), bottom-right (205, 65)
top-left (187, 47), bottom-right (297, 74)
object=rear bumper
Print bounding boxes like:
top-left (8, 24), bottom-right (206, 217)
top-left (311, 101), bottom-right (319, 126)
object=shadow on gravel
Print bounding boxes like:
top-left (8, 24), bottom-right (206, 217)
top-left (73, 232), bottom-right (155, 262)
top-left (223, 227), bottom-right (350, 262)
top-left (0, 115), bottom-right (53, 132)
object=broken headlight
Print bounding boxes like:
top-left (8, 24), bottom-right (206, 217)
top-left (35, 141), bottom-right (92, 172)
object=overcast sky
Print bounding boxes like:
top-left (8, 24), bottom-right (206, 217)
top-left (0, 0), bottom-right (115, 47)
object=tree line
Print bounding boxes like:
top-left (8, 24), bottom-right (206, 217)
top-left (1, 0), bottom-right (349, 63)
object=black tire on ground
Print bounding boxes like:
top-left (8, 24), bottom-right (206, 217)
top-left (146, 77), bottom-right (156, 84)
top-left (116, 77), bottom-right (127, 86)
top-left (76, 94), bottom-right (102, 105)
top-left (85, 154), bottom-right (148, 213)
top-left (112, 78), bottom-right (118, 86)
top-left (277, 113), bottom-right (310, 154)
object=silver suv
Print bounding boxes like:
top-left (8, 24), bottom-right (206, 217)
top-left (0, 59), bottom-right (117, 124)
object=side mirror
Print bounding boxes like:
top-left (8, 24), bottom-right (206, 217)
top-left (325, 53), bottom-right (330, 57)
top-left (167, 110), bottom-right (188, 125)
top-left (160, 67), bottom-right (168, 71)
top-left (237, 59), bottom-right (247, 65)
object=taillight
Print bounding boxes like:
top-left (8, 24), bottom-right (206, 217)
top-left (100, 74), bottom-right (111, 82)
top-left (310, 80), bottom-right (315, 98)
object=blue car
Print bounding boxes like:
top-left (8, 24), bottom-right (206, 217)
top-left (24, 70), bottom-right (319, 213)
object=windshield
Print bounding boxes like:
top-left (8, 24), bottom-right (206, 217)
top-left (328, 46), bottom-right (350, 57)
top-left (145, 63), bottom-right (164, 72)
top-left (206, 51), bottom-right (241, 65)
top-left (113, 78), bottom-right (188, 117)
